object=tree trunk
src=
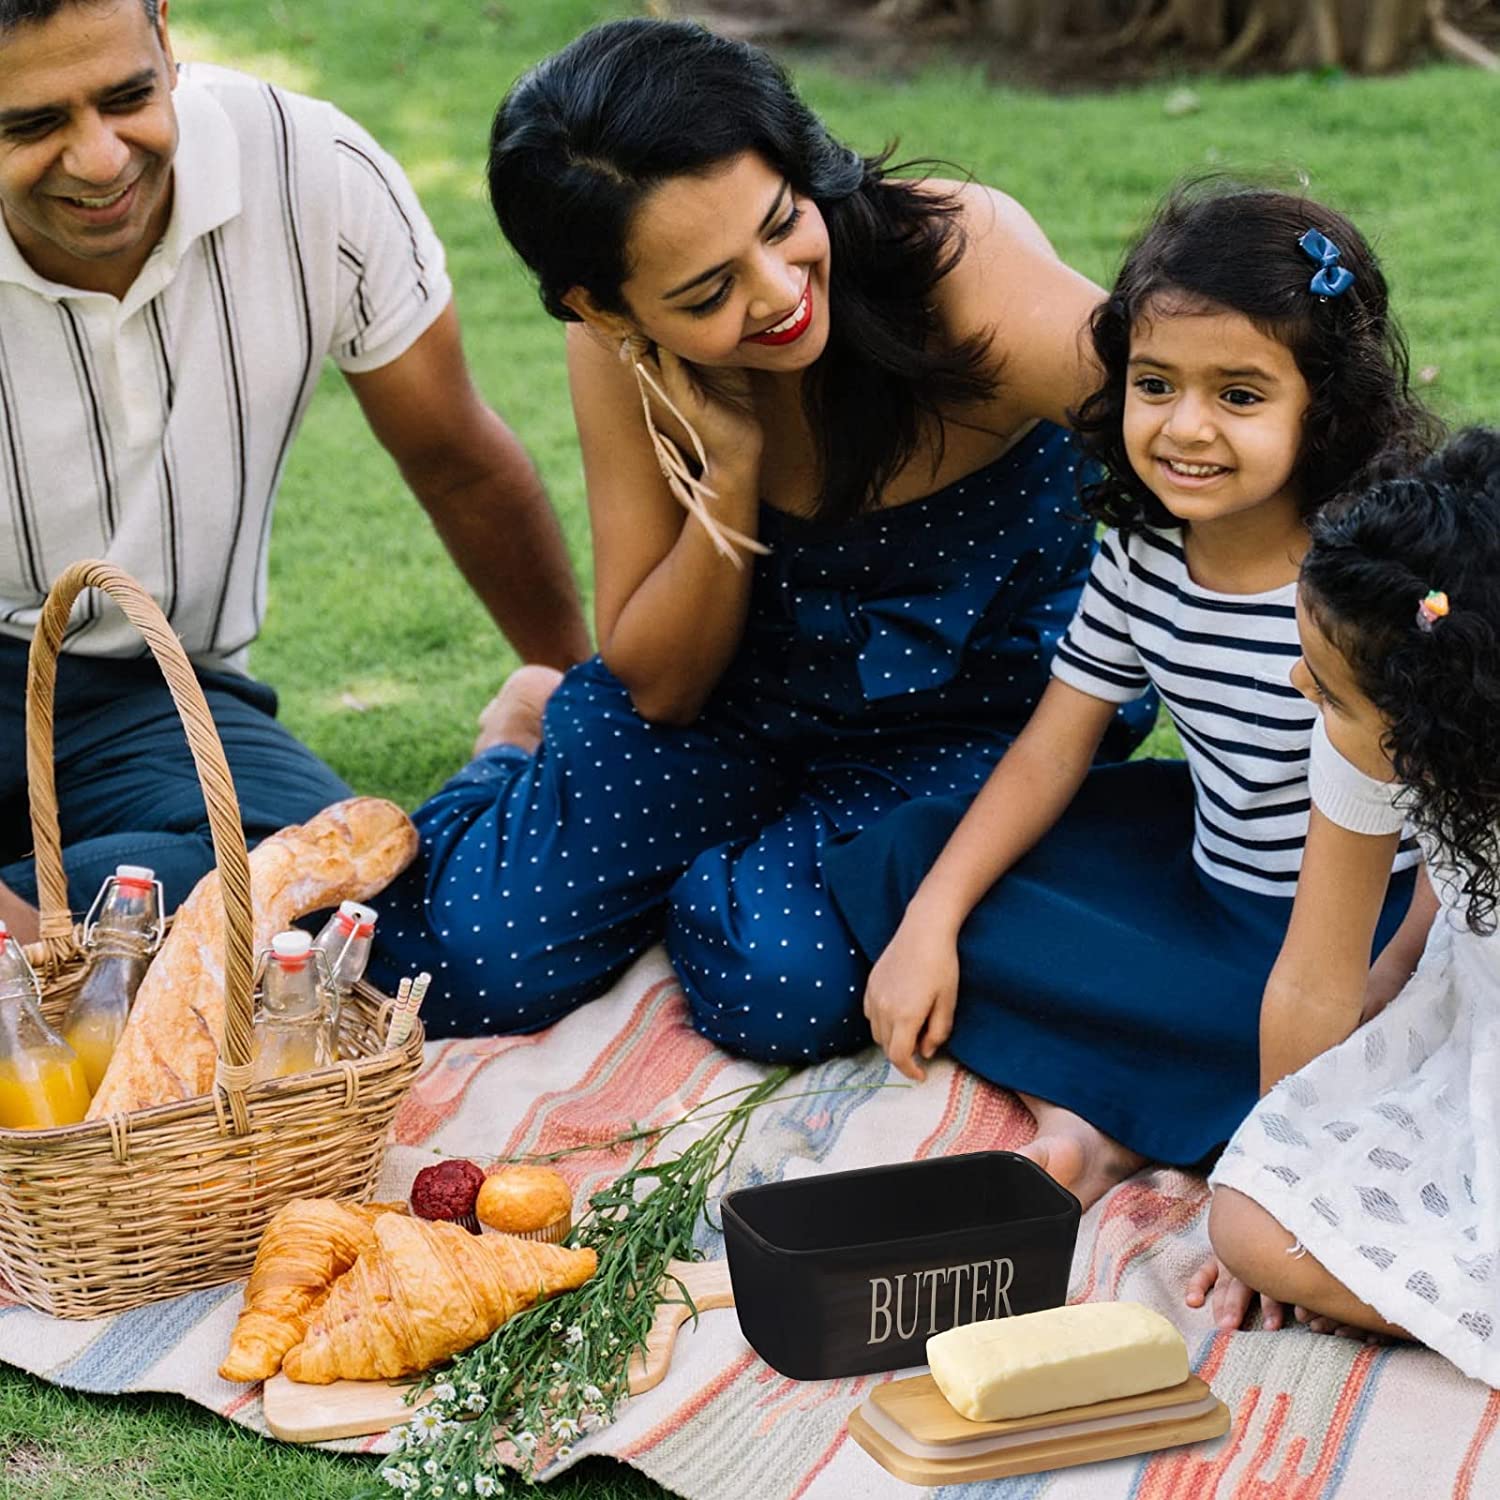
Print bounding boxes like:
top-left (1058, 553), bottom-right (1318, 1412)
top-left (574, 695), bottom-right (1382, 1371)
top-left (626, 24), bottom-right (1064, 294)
top-left (1362, 0), bottom-right (1427, 69)
top-left (675, 0), bottom-right (1500, 76)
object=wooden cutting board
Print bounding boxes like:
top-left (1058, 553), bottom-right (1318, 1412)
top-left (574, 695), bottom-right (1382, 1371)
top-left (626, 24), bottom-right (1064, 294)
top-left (848, 1372), bottom-right (1230, 1484)
top-left (261, 1257), bottom-right (733, 1443)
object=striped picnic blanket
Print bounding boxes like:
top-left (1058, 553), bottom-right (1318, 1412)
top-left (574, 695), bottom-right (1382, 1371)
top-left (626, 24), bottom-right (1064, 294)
top-left (3, 946), bottom-right (1496, 1498)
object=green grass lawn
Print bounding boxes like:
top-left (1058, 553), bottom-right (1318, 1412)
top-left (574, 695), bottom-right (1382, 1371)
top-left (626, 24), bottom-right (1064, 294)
top-left (4, 1), bottom-right (1496, 1495)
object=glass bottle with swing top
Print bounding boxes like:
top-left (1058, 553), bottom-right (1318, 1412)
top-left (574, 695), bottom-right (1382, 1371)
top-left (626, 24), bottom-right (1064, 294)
top-left (309, 900), bottom-right (377, 1052)
top-left (0, 919), bottom-right (89, 1129)
top-left (61, 864), bottom-right (163, 1092)
top-left (251, 930), bottom-right (337, 1082)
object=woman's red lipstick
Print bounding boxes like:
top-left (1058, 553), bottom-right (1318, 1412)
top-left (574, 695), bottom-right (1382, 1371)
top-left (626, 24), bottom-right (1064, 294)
top-left (743, 282), bottom-right (813, 346)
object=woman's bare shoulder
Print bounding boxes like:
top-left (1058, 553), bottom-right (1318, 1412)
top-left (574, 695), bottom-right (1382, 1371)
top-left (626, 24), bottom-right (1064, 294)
top-left (916, 178), bottom-right (1106, 429)
top-left (915, 177), bottom-right (1061, 261)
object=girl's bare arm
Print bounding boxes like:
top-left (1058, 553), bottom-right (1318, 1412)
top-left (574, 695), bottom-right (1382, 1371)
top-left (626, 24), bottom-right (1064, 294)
top-left (1361, 863), bottom-right (1439, 1022)
top-left (1258, 810), bottom-right (1402, 1092)
top-left (864, 679), bottom-right (1120, 1079)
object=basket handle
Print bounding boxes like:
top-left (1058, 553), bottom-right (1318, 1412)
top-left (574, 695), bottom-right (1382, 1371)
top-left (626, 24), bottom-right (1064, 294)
top-left (25, 562), bottom-right (256, 1080)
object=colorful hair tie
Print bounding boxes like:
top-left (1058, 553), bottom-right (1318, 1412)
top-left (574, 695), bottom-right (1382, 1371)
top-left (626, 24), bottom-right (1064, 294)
top-left (1416, 589), bottom-right (1450, 631)
top-left (1297, 228), bottom-right (1355, 299)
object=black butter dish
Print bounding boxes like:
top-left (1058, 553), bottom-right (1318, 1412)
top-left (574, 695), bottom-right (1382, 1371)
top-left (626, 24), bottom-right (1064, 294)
top-left (721, 1150), bottom-right (1080, 1380)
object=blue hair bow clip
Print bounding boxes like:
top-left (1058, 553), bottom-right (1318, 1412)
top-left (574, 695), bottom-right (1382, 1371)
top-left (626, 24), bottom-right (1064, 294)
top-left (1298, 228), bottom-right (1355, 299)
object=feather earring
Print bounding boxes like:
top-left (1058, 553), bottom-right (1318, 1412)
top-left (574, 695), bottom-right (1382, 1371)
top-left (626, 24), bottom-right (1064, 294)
top-left (620, 336), bottom-right (770, 568)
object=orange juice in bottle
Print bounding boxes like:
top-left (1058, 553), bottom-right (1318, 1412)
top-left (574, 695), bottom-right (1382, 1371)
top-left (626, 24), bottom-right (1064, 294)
top-left (61, 865), bottom-right (162, 1092)
top-left (0, 1049), bottom-right (91, 1130)
top-left (62, 1013), bottom-right (118, 1099)
top-left (0, 919), bottom-right (89, 1130)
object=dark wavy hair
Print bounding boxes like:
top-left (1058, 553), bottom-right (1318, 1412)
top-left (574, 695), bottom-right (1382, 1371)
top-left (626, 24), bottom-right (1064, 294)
top-left (0, 0), bottom-right (157, 33)
top-left (487, 17), bottom-right (995, 525)
top-left (1300, 428), bottom-right (1500, 934)
top-left (1074, 182), bottom-right (1441, 531)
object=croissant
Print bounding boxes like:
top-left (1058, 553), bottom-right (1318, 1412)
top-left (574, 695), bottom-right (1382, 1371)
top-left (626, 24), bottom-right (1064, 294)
top-left (218, 1198), bottom-right (406, 1382)
top-left (281, 1214), bottom-right (598, 1383)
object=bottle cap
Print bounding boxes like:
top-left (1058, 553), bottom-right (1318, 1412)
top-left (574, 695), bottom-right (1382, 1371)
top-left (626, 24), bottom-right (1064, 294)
top-left (337, 899), bottom-right (377, 936)
top-left (271, 930), bottom-right (314, 965)
top-left (115, 863), bottom-right (156, 885)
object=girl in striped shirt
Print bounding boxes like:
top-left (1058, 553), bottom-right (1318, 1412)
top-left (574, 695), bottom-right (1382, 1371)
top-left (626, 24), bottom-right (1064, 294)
top-left (826, 184), bottom-right (1439, 1207)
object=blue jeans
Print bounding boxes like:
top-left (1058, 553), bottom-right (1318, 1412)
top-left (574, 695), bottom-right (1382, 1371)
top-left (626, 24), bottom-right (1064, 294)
top-left (0, 636), bottom-right (352, 915)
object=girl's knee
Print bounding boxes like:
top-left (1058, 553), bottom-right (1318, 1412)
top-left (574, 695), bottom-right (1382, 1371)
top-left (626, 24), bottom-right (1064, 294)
top-left (1208, 1187), bottom-right (1296, 1289)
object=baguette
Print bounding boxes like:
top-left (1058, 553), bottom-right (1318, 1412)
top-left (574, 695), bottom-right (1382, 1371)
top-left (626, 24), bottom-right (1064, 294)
top-left (85, 797), bottom-right (419, 1118)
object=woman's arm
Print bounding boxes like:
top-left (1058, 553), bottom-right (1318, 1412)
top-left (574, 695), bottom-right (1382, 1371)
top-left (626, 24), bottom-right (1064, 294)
top-left (1258, 810), bottom-right (1401, 1093)
top-left (929, 183), bottom-right (1107, 431)
top-left (864, 679), bottom-right (1120, 1079)
top-left (567, 327), bottom-right (765, 724)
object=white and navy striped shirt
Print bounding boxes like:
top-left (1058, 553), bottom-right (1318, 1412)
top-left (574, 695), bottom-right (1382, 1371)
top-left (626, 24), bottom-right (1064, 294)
top-left (1052, 526), bottom-right (1417, 895)
top-left (0, 64), bottom-right (451, 670)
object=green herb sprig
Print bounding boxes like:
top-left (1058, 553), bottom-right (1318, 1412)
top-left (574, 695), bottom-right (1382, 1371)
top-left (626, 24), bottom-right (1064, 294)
top-left (365, 1068), bottom-right (796, 1498)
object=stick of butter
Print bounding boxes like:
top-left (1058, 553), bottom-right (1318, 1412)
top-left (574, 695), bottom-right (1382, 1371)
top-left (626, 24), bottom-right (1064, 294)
top-left (926, 1303), bottom-right (1189, 1422)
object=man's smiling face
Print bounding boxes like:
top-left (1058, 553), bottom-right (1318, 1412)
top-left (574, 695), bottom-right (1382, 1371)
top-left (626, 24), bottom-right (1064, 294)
top-left (0, 0), bottom-right (178, 294)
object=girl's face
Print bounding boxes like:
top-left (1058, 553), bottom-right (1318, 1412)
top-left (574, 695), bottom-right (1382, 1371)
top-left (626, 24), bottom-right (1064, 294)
top-left (1291, 588), bottom-right (1396, 781)
top-left (1124, 299), bottom-right (1311, 527)
top-left (612, 150), bottom-right (831, 372)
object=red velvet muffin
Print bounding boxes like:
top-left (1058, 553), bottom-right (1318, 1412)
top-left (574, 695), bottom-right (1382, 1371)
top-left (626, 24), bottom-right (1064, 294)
top-left (409, 1158), bottom-right (486, 1233)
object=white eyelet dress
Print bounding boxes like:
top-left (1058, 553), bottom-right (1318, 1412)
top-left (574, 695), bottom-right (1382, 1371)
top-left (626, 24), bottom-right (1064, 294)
top-left (1210, 718), bottom-right (1500, 1385)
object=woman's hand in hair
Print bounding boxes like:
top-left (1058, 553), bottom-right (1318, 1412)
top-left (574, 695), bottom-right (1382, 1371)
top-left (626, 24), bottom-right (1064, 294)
top-left (862, 915), bottom-right (961, 1082)
top-left (570, 327), bottom-right (766, 723)
top-left (638, 345), bottom-right (765, 490)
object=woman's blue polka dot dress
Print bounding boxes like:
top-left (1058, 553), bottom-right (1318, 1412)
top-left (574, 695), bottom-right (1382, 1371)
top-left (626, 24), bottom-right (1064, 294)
top-left (369, 422), bottom-right (1153, 1056)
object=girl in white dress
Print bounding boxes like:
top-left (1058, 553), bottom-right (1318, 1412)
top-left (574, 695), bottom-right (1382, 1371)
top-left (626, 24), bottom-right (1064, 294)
top-left (1195, 428), bottom-right (1500, 1384)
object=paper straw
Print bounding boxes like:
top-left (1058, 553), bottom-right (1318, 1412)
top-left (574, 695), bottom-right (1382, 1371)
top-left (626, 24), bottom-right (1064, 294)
top-left (384, 975), bottom-right (414, 1048)
top-left (386, 971), bottom-right (430, 1049)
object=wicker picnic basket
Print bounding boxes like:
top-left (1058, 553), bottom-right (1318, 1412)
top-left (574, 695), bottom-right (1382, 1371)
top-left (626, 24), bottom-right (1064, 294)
top-left (0, 561), bottom-right (425, 1318)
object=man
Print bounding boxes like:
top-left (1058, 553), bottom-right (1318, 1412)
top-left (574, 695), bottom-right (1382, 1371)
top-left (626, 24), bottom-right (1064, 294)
top-left (0, 0), bottom-right (589, 938)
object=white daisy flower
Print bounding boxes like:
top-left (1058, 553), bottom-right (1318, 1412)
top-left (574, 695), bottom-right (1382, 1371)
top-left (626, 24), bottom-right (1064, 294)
top-left (409, 1409), bottom-right (446, 1443)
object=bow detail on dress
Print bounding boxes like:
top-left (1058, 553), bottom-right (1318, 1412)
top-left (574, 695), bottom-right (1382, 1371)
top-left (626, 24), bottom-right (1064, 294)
top-left (783, 583), bottom-right (998, 704)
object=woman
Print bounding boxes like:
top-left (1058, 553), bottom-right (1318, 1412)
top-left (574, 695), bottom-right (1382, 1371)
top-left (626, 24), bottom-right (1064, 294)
top-left (368, 17), bottom-right (1151, 1053)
